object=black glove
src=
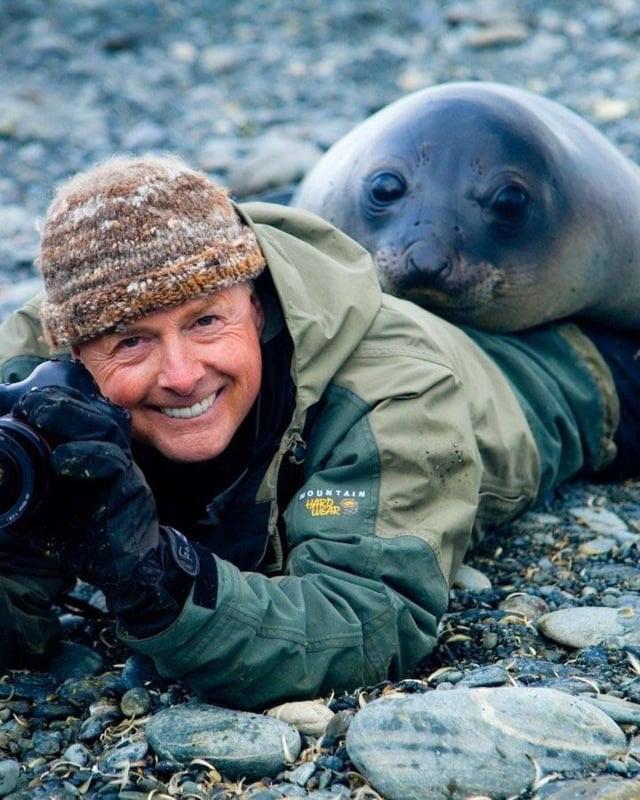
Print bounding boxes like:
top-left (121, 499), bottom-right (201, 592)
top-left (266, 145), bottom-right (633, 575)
top-left (14, 386), bottom-right (208, 632)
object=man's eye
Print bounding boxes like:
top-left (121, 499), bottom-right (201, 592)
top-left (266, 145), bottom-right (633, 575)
top-left (120, 336), bottom-right (141, 349)
top-left (196, 315), bottom-right (217, 327)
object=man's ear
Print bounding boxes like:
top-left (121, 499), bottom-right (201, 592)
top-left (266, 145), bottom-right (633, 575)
top-left (250, 290), bottom-right (265, 337)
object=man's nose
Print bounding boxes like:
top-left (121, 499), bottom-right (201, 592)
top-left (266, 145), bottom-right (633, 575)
top-left (157, 339), bottom-right (206, 395)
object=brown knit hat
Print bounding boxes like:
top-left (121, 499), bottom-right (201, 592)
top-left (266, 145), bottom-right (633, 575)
top-left (38, 154), bottom-right (266, 348)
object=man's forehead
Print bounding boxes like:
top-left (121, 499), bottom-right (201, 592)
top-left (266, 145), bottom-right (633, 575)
top-left (119, 287), bottom-right (249, 334)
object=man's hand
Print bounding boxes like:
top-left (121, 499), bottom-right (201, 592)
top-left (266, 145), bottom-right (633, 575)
top-left (14, 386), bottom-right (200, 624)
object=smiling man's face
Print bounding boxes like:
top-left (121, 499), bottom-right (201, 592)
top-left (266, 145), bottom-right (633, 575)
top-left (77, 283), bottom-right (264, 462)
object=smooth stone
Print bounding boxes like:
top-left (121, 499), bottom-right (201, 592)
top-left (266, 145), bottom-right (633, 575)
top-left (346, 688), bottom-right (626, 800)
top-left (146, 703), bottom-right (301, 781)
top-left (266, 700), bottom-right (334, 737)
top-left (120, 687), bottom-right (152, 718)
top-left (499, 593), bottom-right (549, 621)
top-left (569, 507), bottom-right (632, 540)
top-left (452, 564), bottom-right (492, 592)
top-left (467, 21), bottom-right (530, 48)
top-left (98, 740), bottom-right (148, 773)
top-left (287, 762), bottom-right (317, 786)
top-left (229, 135), bottom-right (322, 196)
top-left (579, 694), bottom-right (640, 725)
top-left (49, 641), bottom-right (104, 683)
top-left (459, 665), bottom-right (510, 688)
top-left (535, 775), bottom-right (640, 799)
top-left (31, 730), bottom-right (62, 756)
top-left (120, 654), bottom-right (162, 690)
top-left (78, 707), bottom-right (121, 742)
top-left (63, 743), bottom-right (91, 768)
top-left (579, 538), bottom-right (618, 557)
top-left (589, 565), bottom-right (640, 590)
top-left (0, 760), bottom-right (20, 797)
top-left (537, 606), bottom-right (638, 649)
top-left (320, 710), bottom-right (354, 748)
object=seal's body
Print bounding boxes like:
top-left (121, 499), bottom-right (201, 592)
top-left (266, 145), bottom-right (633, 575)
top-left (295, 82), bottom-right (640, 331)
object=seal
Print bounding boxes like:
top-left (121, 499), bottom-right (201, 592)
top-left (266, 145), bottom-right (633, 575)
top-left (294, 82), bottom-right (640, 332)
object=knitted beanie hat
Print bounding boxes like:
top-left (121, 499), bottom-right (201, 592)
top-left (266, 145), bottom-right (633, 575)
top-left (38, 154), bottom-right (266, 348)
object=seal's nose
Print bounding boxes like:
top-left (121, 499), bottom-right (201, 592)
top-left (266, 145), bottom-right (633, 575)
top-left (399, 236), bottom-right (455, 291)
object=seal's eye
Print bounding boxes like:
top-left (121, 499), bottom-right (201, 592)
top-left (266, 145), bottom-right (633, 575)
top-left (369, 172), bottom-right (407, 204)
top-left (491, 184), bottom-right (530, 223)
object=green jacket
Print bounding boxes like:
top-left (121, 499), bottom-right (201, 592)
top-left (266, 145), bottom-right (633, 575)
top-left (0, 204), bottom-right (618, 708)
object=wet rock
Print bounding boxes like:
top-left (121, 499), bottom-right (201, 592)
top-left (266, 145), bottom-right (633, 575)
top-left (452, 564), bottom-right (492, 591)
top-left (537, 606), bottom-right (638, 649)
top-left (146, 703), bottom-right (301, 781)
top-left (266, 700), bottom-right (334, 737)
top-left (346, 688), bottom-right (626, 800)
top-left (0, 760), bottom-right (20, 797)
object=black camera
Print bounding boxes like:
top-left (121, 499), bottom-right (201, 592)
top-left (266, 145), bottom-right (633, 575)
top-left (0, 360), bottom-right (123, 531)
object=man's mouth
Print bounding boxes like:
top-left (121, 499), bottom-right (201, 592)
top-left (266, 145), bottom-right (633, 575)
top-left (159, 391), bottom-right (218, 419)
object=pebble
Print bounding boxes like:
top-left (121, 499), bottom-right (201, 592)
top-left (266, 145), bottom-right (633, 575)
top-left (120, 687), bottom-right (152, 718)
top-left (346, 688), bottom-right (626, 800)
top-left (499, 592), bottom-right (549, 620)
top-left (266, 700), bottom-right (334, 737)
top-left (579, 693), bottom-right (640, 725)
top-left (98, 739), bottom-right (149, 773)
top-left (579, 538), bottom-right (618, 557)
top-left (569, 507), bottom-right (633, 539)
top-left (48, 641), bottom-right (104, 683)
top-left (228, 136), bottom-right (322, 197)
top-left (537, 606), bottom-right (638, 649)
top-left (0, 760), bottom-right (20, 797)
top-left (459, 664), bottom-right (510, 687)
top-left (467, 21), bottom-right (530, 48)
top-left (452, 563), bottom-right (492, 591)
top-left (146, 703), bottom-right (301, 781)
top-left (63, 743), bottom-right (91, 768)
top-left (320, 710), bottom-right (354, 748)
top-left (535, 775), bottom-right (640, 798)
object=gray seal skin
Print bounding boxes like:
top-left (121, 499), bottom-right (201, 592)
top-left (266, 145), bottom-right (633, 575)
top-left (294, 82), bottom-right (640, 332)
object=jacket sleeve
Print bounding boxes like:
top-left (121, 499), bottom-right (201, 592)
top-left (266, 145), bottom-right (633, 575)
top-left (120, 360), bottom-right (482, 709)
top-left (0, 292), bottom-right (55, 383)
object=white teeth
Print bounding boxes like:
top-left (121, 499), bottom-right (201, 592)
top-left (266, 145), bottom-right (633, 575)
top-left (160, 392), bottom-right (217, 419)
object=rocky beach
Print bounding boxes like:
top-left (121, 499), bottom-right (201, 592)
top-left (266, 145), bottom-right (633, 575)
top-left (1, 1), bottom-right (640, 798)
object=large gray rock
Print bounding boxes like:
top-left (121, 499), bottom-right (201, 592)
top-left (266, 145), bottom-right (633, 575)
top-left (146, 703), bottom-right (301, 781)
top-left (346, 688), bottom-right (626, 800)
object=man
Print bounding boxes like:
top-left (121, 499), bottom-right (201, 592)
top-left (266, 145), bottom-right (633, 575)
top-left (0, 155), bottom-right (634, 709)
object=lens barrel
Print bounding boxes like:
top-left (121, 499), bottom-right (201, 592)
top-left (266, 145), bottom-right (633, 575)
top-left (0, 418), bottom-right (50, 529)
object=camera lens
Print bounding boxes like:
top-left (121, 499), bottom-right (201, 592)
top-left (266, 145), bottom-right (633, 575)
top-left (0, 451), bottom-right (22, 512)
top-left (0, 419), bottom-right (50, 530)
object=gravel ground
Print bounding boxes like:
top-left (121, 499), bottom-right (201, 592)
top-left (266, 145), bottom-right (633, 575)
top-left (1, 1), bottom-right (640, 798)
